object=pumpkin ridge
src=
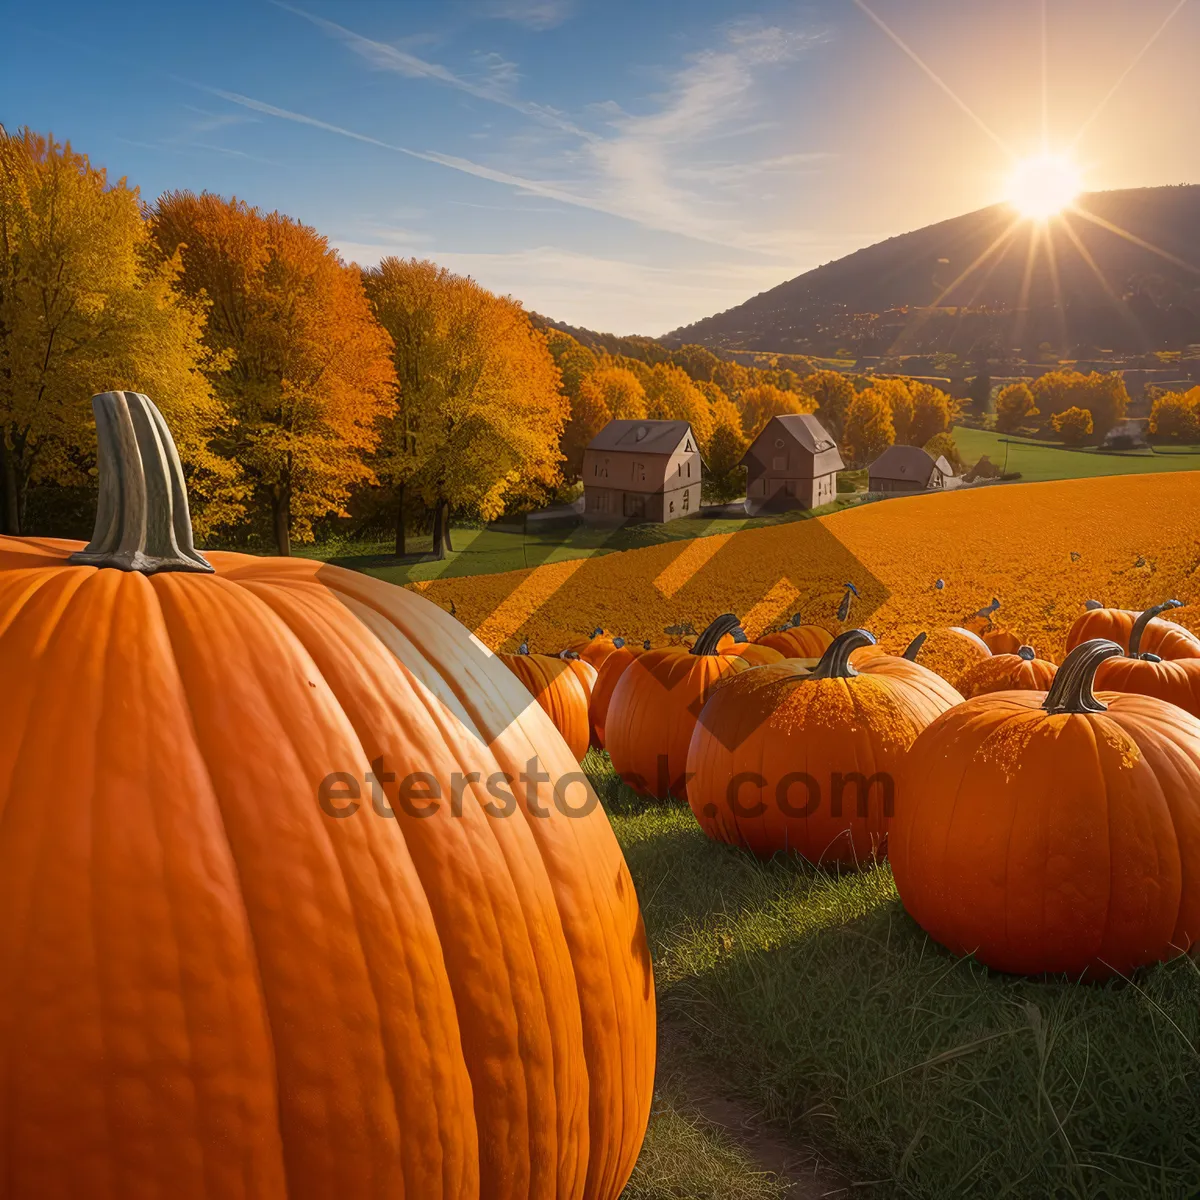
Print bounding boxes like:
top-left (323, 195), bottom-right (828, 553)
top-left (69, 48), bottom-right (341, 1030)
top-left (226, 574), bottom-right (578, 1196)
top-left (284, 577), bottom-right (653, 1196)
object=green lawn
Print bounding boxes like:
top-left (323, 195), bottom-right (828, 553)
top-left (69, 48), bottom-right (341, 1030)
top-left (953, 426), bottom-right (1200, 483)
top-left (589, 752), bottom-right (1200, 1199)
top-left (301, 494), bottom-right (870, 587)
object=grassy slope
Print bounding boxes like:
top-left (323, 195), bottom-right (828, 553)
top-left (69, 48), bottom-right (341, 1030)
top-left (953, 427), bottom-right (1200, 483)
top-left (591, 755), bottom-right (1200, 1199)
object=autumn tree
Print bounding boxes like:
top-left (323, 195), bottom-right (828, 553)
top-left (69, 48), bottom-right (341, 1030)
top-left (152, 192), bottom-right (395, 555)
top-left (739, 384), bottom-right (814, 441)
top-left (363, 257), bottom-right (566, 559)
top-left (1148, 389), bottom-right (1200, 442)
top-left (0, 129), bottom-right (234, 537)
top-left (559, 366), bottom-right (647, 479)
top-left (876, 379), bottom-right (914, 445)
top-left (843, 388), bottom-right (895, 465)
top-left (1032, 370), bottom-right (1128, 436)
top-left (907, 382), bottom-right (959, 446)
top-left (644, 362), bottom-right (714, 447)
top-left (1052, 405), bottom-right (1094, 446)
top-left (802, 369), bottom-right (856, 437)
top-left (995, 382), bottom-right (1038, 432)
top-left (923, 431), bottom-right (964, 474)
top-left (703, 395), bottom-right (748, 503)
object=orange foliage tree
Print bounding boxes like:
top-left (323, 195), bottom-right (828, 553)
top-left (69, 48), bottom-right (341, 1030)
top-left (995, 382), bottom-right (1038, 432)
top-left (1052, 405), bottom-right (1094, 445)
top-left (363, 257), bottom-right (566, 558)
top-left (843, 387), bottom-right (896, 465)
top-left (152, 191), bottom-right (396, 555)
top-left (1149, 389), bottom-right (1200, 442)
top-left (1032, 369), bottom-right (1128, 436)
top-left (561, 366), bottom-right (647, 478)
top-left (644, 362), bottom-right (715, 447)
top-left (802, 369), bottom-right (856, 437)
top-left (738, 383), bottom-right (815, 441)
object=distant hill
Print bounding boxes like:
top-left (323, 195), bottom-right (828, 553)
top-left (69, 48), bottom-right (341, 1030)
top-left (664, 186), bottom-right (1200, 357)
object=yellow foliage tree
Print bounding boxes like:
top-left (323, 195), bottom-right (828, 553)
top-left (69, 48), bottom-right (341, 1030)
top-left (0, 129), bottom-right (234, 538)
top-left (644, 362), bottom-right (715, 448)
top-left (907, 382), bottom-right (959, 446)
top-left (1148, 388), bottom-right (1200, 442)
top-left (738, 383), bottom-right (815, 441)
top-left (801, 370), bottom-right (856, 437)
top-left (560, 366), bottom-right (647, 478)
top-left (995, 383), bottom-right (1038, 432)
top-left (152, 191), bottom-right (397, 555)
top-left (843, 387), bottom-right (896, 466)
top-left (705, 395), bottom-right (748, 503)
top-left (1052, 405), bottom-right (1094, 446)
top-left (1032, 370), bottom-right (1128, 435)
top-left (363, 257), bottom-right (567, 558)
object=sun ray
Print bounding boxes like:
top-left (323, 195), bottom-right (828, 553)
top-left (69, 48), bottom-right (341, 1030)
top-left (1056, 212), bottom-right (1149, 347)
top-left (1068, 205), bottom-right (1200, 277)
top-left (1040, 0), bottom-right (1049, 153)
top-left (1071, 0), bottom-right (1192, 149)
top-left (851, 0), bottom-right (1016, 158)
top-left (1041, 217), bottom-right (1069, 355)
top-left (1013, 221), bottom-right (1043, 351)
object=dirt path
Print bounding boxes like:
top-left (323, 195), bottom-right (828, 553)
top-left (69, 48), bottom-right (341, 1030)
top-left (656, 1018), bottom-right (863, 1199)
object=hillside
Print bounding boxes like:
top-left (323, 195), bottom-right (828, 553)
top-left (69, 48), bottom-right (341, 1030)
top-left (665, 186), bottom-right (1200, 357)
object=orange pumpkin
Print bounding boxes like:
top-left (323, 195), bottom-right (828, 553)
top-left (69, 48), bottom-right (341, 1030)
top-left (686, 630), bottom-right (962, 864)
top-left (1065, 599), bottom-right (1200, 660)
top-left (726, 641), bottom-right (785, 667)
top-left (588, 639), bottom-right (649, 748)
top-left (893, 639), bottom-right (1200, 978)
top-left (982, 629), bottom-right (1023, 655)
top-left (957, 645), bottom-right (1058, 699)
top-left (500, 647), bottom-right (591, 760)
top-left (1093, 605), bottom-right (1200, 718)
top-left (563, 627), bottom-right (626, 669)
top-left (908, 625), bottom-right (992, 690)
top-left (0, 391), bottom-right (655, 1198)
top-left (606, 614), bottom-right (751, 799)
top-left (755, 613), bottom-right (834, 659)
top-left (559, 648), bottom-right (600, 705)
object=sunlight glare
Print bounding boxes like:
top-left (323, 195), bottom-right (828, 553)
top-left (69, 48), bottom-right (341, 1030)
top-left (1007, 153), bottom-right (1083, 220)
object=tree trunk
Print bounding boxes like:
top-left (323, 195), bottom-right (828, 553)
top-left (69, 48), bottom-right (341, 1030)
top-left (394, 481), bottom-right (406, 558)
top-left (433, 498), bottom-right (452, 560)
top-left (0, 435), bottom-right (21, 537)
top-left (273, 490), bottom-right (291, 557)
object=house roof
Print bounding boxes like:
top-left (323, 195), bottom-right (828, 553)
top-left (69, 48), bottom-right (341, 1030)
top-left (586, 419), bottom-right (697, 456)
top-left (739, 414), bottom-right (844, 474)
top-left (868, 444), bottom-right (958, 485)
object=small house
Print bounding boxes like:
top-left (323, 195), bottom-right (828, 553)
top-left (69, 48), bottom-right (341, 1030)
top-left (868, 445), bottom-right (958, 493)
top-left (582, 419), bottom-right (703, 524)
top-left (740, 414), bottom-right (844, 516)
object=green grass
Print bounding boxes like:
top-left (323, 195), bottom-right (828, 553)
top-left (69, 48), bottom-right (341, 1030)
top-left (298, 493), bottom-right (869, 587)
top-left (953, 426), bottom-right (1200, 483)
top-left (586, 753), bottom-right (1200, 1199)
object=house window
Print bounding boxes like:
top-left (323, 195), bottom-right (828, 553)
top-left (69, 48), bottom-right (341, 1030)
top-left (669, 499), bottom-right (675, 513)
top-left (772, 455), bottom-right (787, 471)
top-left (677, 463), bottom-right (682, 476)
top-left (682, 489), bottom-right (691, 512)
top-left (631, 460), bottom-right (646, 482)
top-left (687, 462), bottom-right (691, 477)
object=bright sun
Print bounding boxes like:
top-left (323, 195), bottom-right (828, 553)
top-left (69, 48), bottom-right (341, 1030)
top-left (1007, 153), bottom-right (1083, 220)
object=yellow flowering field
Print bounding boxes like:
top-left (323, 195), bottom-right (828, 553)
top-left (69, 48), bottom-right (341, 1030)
top-left (411, 473), bottom-right (1200, 660)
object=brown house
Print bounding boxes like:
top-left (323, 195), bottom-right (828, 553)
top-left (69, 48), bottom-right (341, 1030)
top-left (868, 445), bottom-right (958, 493)
top-left (582, 419), bottom-right (703, 524)
top-left (740, 414), bottom-right (844, 515)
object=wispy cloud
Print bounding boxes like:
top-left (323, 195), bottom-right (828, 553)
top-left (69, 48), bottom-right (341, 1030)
top-left (273, 1), bottom-right (591, 139)
top-left (481, 0), bottom-right (575, 31)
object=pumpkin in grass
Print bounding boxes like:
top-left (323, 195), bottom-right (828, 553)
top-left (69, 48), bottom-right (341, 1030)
top-left (957, 645), bottom-right (1058, 699)
top-left (686, 630), bottom-right (963, 865)
top-left (588, 639), bottom-right (650, 748)
top-left (982, 629), bottom-right (1023, 655)
top-left (606, 614), bottom-right (750, 799)
top-left (499, 646), bottom-right (592, 760)
top-left (1065, 598), bottom-right (1200, 660)
top-left (1092, 605), bottom-right (1200, 718)
top-left (756, 612), bottom-right (834, 659)
top-left (0, 391), bottom-right (655, 1199)
top-left (907, 625), bottom-right (992, 690)
top-left (563, 627), bottom-right (626, 669)
top-left (892, 639), bottom-right (1200, 978)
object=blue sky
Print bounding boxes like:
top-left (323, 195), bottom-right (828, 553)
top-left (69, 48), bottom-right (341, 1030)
top-left (5, 0), bottom-right (1199, 333)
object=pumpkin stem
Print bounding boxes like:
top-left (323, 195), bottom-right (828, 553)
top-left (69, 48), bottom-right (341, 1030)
top-left (1018, 646), bottom-right (1036, 661)
top-left (1042, 639), bottom-right (1123, 714)
top-left (1128, 600), bottom-right (1183, 657)
top-left (902, 632), bottom-right (927, 661)
top-left (1084, 599), bottom-right (1104, 611)
top-left (589, 627), bottom-right (603, 637)
top-left (691, 613), bottom-right (744, 655)
top-left (69, 391), bottom-right (213, 575)
top-left (808, 629), bottom-right (876, 679)
top-left (612, 636), bottom-right (626, 649)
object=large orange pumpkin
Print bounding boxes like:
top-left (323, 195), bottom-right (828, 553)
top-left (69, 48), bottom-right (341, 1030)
top-left (560, 649), bottom-right (600, 705)
top-left (1065, 598), bottom-right (1200, 660)
top-left (588, 640), bottom-right (648, 748)
top-left (755, 613), bottom-right (834, 659)
top-left (0, 392), bottom-right (655, 1198)
top-left (1092, 605), bottom-right (1200, 718)
top-left (892, 639), bottom-right (1200, 978)
top-left (957, 645), bottom-right (1058, 699)
top-left (686, 630), bottom-right (962, 864)
top-left (606, 614), bottom-right (750, 798)
top-left (498, 646), bottom-right (592, 761)
top-left (726, 640), bottom-right (785, 667)
top-left (982, 629), bottom-right (1023, 655)
top-left (908, 625), bottom-right (992, 690)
